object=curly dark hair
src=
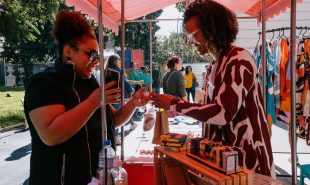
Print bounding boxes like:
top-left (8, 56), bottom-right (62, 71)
top-left (166, 56), bottom-right (181, 69)
top-left (183, 0), bottom-right (238, 53)
top-left (52, 10), bottom-right (96, 59)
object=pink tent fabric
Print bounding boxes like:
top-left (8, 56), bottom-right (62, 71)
top-left (66, 0), bottom-right (303, 34)
top-left (66, 0), bottom-right (182, 34)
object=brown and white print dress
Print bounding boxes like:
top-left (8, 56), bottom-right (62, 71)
top-left (170, 46), bottom-right (275, 177)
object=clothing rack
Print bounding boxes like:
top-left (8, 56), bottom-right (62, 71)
top-left (258, 26), bottom-right (310, 35)
top-left (255, 22), bottom-right (308, 184)
top-left (254, 26), bottom-right (310, 49)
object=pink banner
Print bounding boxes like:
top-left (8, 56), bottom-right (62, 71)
top-left (131, 49), bottom-right (144, 68)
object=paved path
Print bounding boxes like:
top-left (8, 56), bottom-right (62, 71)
top-left (0, 119), bottom-right (310, 185)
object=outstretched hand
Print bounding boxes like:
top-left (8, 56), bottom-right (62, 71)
top-left (151, 94), bottom-right (176, 110)
top-left (132, 87), bottom-right (154, 107)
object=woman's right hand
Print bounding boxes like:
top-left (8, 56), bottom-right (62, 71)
top-left (105, 81), bottom-right (121, 105)
top-left (88, 81), bottom-right (120, 108)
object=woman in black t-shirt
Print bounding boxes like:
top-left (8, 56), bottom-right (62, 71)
top-left (24, 10), bottom-right (152, 185)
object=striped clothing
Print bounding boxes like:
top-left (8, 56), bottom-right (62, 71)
top-left (170, 46), bottom-right (275, 177)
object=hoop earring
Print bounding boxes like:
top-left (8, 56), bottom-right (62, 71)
top-left (65, 57), bottom-right (74, 65)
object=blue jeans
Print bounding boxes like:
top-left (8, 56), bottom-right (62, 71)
top-left (185, 87), bottom-right (195, 102)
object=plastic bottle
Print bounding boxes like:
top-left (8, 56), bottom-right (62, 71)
top-left (111, 156), bottom-right (128, 185)
top-left (97, 140), bottom-right (115, 185)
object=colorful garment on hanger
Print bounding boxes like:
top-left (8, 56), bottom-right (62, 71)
top-left (252, 42), bottom-right (276, 126)
top-left (272, 39), bottom-right (281, 110)
top-left (296, 39), bottom-right (306, 117)
top-left (297, 39), bottom-right (310, 134)
top-left (252, 45), bottom-right (262, 83)
top-left (278, 37), bottom-right (291, 123)
top-left (265, 42), bottom-right (276, 126)
top-left (302, 40), bottom-right (310, 117)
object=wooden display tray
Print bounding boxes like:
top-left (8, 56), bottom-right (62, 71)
top-left (154, 146), bottom-right (251, 185)
top-left (154, 146), bottom-right (282, 185)
top-left (186, 152), bottom-right (243, 175)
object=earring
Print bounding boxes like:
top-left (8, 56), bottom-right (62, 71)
top-left (66, 57), bottom-right (71, 63)
top-left (65, 57), bottom-right (74, 65)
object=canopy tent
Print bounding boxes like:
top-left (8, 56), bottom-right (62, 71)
top-left (65, 0), bottom-right (301, 184)
top-left (66, 0), bottom-right (303, 34)
top-left (66, 0), bottom-right (182, 34)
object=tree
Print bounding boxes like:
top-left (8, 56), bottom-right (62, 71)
top-left (175, 2), bottom-right (186, 13)
top-left (153, 31), bottom-right (213, 65)
top-left (113, 10), bottom-right (163, 60)
top-left (0, 0), bottom-right (63, 80)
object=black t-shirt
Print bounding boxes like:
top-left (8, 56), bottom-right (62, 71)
top-left (26, 76), bottom-right (64, 112)
top-left (24, 68), bottom-right (115, 185)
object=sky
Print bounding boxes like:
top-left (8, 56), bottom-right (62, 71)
top-left (156, 5), bottom-right (183, 37)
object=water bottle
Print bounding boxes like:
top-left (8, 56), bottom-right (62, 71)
top-left (111, 156), bottom-right (128, 185)
top-left (97, 140), bottom-right (115, 185)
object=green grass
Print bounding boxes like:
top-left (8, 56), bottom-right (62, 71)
top-left (0, 86), bottom-right (25, 128)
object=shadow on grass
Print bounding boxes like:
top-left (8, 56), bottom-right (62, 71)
top-left (5, 143), bottom-right (31, 161)
top-left (0, 112), bottom-right (24, 129)
top-left (0, 86), bottom-right (24, 92)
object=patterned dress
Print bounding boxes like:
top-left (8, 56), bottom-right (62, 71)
top-left (169, 46), bottom-right (275, 177)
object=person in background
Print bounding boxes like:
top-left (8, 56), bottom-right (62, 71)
top-left (106, 54), bottom-right (135, 144)
top-left (202, 64), bottom-right (212, 90)
top-left (184, 65), bottom-right (197, 102)
top-left (152, 0), bottom-right (274, 177)
top-left (129, 62), bottom-right (144, 91)
top-left (162, 56), bottom-right (187, 100)
top-left (162, 61), bottom-right (170, 94)
top-left (140, 66), bottom-right (151, 89)
top-left (152, 62), bottom-right (161, 94)
top-left (23, 10), bottom-right (152, 185)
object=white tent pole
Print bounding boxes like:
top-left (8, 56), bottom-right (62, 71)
top-left (149, 20), bottom-right (153, 91)
top-left (290, 0), bottom-right (297, 184)
top-left (97, 0), bottom-right (107, 143)
top-left (120, 0), bottom-right (125, 161)
top-left (261, 0), bottom-right (267, 110)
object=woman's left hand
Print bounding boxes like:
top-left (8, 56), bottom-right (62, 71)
top-left (132, 87), bottom-right (154, 107)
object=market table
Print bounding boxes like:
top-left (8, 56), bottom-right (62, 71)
top-left (154, 146), bottom-right (282, 185)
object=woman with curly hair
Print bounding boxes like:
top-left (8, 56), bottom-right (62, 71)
top-left (153, 0), bottom-right (275, 177)
top-left (24, 10), bottom-right (151, 184)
